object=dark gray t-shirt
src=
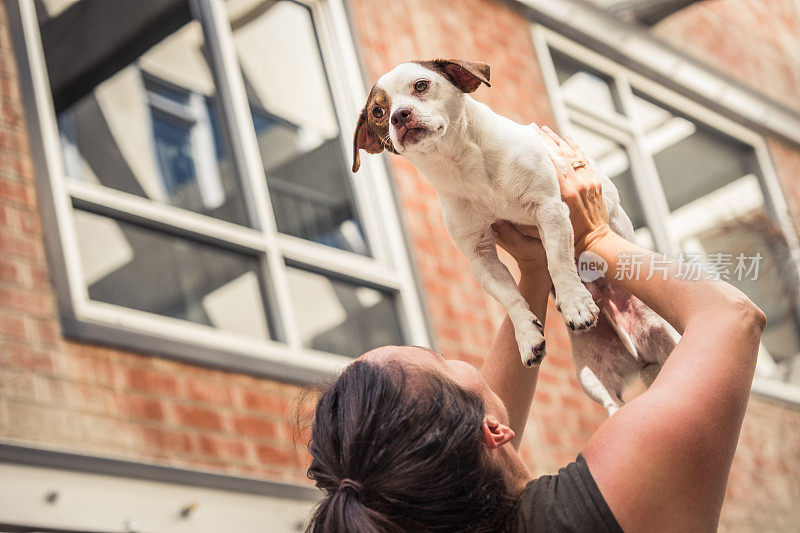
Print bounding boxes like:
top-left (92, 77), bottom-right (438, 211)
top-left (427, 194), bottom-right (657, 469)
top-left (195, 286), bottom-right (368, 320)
top-left (510, 454), bottom-right (623, 532)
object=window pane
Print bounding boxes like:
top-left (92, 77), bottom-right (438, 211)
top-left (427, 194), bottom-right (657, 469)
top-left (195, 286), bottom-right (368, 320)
top-left (226, 0), bottom-right (370, 256)
top-left (635, 92), bottom-right (800, 386)
top-left (53, 7), bottom-right (253, 227)
top-left (285, 266), bottom-right (404, 356)
top-left (73, 210), bottom-right (272, 340)
top-left (569, 124), bottom-right (653, 248)
top-left (550, 49), bottom-right (624, 116)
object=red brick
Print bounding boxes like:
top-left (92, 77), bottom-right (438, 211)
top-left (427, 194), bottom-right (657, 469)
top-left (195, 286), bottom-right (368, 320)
top-left (0, 178), bottom-right (32, 206)
top-left (255, 444), bottom-right (296, 466)
top-left (172, 404), bottom-right (224, 431)
top-left (1, 343), bottom-right (54, 372)
top-left (183, 378), bottom-right (232, 406)
top-left (0, 256), bottom-right (19, 283)
top-left (138, 426), bottom-right (193, 454)
top-left (241, 389), bottom-right (290, 415)
top-left (119, 395), bottom-right (166, 422)
top-left (194, 434), bottom-right (249, 461)
top-left (0, 231), bottom-right (41, 259)
top-left (0, 312), bottom-right (25, 339)
top-left (29, 265), bottom-right (49, 287)
top-left (0, 286), bottom-right (52, 316)
top-left (42, 322), bottom-right (60, 346)
top-left (19, 211), bottom-right (40, 235)
top-left (124, 367), bottom-right (180, 396)
top-left (231, 414), bottom-right (278, 440)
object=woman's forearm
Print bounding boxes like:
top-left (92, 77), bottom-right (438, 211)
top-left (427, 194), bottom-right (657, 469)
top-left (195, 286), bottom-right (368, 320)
top-left (482, 266), bottom-right (552, 448)
top-left (584, 230), bottom-right (766, 531)
top-left (588, 231), bottom-right (765, 335)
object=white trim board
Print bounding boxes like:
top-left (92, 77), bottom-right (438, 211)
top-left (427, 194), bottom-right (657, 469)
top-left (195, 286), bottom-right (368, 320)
top-left (513, 0), bottom-right (800, 147)
top-left (0, 440), bottom-right (318, 533)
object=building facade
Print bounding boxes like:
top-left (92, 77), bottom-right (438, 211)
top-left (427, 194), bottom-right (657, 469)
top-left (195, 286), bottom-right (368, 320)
top-left (0, 0), bottom-right (798, 531)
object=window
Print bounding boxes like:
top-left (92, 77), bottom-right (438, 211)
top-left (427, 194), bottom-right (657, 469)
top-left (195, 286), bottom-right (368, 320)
top-left (17, 0), bottom-right (428, 379)
top-left (537, 30), bottom-right (800, 402)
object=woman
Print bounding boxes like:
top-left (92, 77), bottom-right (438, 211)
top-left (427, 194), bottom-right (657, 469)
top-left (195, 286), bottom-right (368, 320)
top-left (305, 127), bottom-right (766, 532)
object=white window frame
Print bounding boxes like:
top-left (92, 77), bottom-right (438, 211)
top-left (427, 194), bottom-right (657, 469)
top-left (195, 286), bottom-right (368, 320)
top-left (533, 26), bottom-right (800, 405)
top-left (9, 0), bottom-right (430, 383)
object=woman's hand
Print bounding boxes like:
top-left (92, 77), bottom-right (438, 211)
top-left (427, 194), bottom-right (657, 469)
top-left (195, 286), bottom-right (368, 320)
top-left (492, 220), bottom-right (547, 275)
top-left (537, 126), bottom-right (612, 254)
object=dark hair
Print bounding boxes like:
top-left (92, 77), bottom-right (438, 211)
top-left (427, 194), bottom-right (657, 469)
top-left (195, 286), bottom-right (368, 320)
top-left (305, 359), bottom-right (514, 532)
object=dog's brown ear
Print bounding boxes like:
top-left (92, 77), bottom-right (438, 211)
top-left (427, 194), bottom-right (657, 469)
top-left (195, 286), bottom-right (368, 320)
top-left (427, 59), bottom-right (491, 93)
top-left (352, 104), bottom-right (384, 172)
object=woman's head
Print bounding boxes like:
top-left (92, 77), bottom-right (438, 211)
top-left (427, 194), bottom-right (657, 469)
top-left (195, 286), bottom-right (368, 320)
top-left (305, 346), bottom-right (517, 532)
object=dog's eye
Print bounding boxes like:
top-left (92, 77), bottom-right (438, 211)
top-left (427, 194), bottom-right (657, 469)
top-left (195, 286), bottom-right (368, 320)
top-left (372, 107), bottom-right (384, 119)
top-left (414, 80), bottom-right (429, 93)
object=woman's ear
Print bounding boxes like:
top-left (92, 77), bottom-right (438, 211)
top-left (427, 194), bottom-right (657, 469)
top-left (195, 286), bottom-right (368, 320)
top-left (482, 415), bottom-right (515, 449)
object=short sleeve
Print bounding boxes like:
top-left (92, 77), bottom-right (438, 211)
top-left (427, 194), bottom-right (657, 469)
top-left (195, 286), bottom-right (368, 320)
top-left (509, 454), bottom-right (622, 533)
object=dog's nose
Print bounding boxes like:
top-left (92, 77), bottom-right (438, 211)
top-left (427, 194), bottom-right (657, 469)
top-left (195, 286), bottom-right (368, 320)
top-left (391, 107), bottom-right (412, 127)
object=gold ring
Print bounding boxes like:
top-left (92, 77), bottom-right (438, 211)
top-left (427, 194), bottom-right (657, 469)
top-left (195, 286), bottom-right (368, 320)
top-left (571, 160), bottom-right (587, 170)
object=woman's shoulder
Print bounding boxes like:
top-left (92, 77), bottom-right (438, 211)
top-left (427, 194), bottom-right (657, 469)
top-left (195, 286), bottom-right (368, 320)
top-left (508, 454), bottom-right (623, 533)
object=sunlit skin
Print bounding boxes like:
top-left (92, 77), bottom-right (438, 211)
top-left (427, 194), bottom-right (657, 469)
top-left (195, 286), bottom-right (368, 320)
top-left (361, 346), bottom-right (509, 425)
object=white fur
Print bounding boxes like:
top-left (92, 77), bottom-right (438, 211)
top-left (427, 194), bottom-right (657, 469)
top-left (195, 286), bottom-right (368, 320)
top-left (367, 62), bottom-right (679, 414)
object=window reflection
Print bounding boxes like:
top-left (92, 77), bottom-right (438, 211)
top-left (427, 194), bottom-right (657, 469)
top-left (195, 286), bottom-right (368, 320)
top-left (285, 266), bottom-right (404, 357)
top-left (636, 92), bottom-right (800, 386)
top-left (73, 210), bottom-right (272, 340)
top-left (56, 14), bottom-right (252, 227)
top-left (227, 0), bottom-right (370, 255)
top-left (551, 48), bottom-right (624, 116)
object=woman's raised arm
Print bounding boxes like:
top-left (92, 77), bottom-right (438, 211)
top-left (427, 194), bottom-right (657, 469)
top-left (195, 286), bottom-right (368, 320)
top-left (481, 221), bottom-right (552, 448)
top-left (540, 126), bottom-right (766, 532)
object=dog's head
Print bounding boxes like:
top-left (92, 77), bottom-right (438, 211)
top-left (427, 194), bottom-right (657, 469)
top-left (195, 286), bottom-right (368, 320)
top-left (351, 59), bottom-right (490, 172)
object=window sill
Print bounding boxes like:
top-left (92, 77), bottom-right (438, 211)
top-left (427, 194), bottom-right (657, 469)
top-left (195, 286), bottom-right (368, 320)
top-left (62, 302), bottom-right (350, 384)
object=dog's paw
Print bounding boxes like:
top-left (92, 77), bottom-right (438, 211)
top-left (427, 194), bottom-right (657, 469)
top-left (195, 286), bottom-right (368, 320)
top-left (556, 287), bottom-right (599, 331)
top-left (516, 318), bottom-right (546, 367)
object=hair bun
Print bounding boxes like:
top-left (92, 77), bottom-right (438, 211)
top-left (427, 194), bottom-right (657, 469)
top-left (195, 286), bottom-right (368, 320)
top-left (339, 478), bottom-right (365, 497)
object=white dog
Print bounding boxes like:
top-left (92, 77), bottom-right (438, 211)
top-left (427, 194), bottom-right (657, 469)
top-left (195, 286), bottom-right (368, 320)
top-left (352, 59), bottom-right (678, 415)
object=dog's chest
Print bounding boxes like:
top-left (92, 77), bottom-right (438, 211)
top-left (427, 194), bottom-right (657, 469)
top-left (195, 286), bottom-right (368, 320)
top-left (424, 160), bottom-right (538, 224)
top-left (418, 149), bottom-right (516, 211)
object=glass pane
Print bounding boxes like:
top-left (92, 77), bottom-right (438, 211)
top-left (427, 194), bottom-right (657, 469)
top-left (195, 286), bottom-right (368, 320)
top-left (550, 48), bottom-right (624, 116)
top-left (635, 92), bottom-right (800, 386)
top-left (569, 123), bottom-right (653, 248)
top-left (285, 266), bottom-right (404, 356)
top-left (53, 5), bottom-right (253, 227)
top-left (73, 210), bottom-right (272, 340)
top-left (226, 0), bottom-right (370, 255)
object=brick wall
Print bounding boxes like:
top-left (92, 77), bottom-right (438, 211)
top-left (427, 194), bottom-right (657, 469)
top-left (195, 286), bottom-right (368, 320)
top-left (652, 0), bottom-right (800, 115)
top-left (0, 0), bottom-right (799, 530)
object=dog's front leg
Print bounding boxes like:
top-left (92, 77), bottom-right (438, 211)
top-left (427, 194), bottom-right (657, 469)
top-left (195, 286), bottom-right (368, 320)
top-left (536, 199), bottom-right (599, 330)
top-left (445, 210), bottom-right (546, 365)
